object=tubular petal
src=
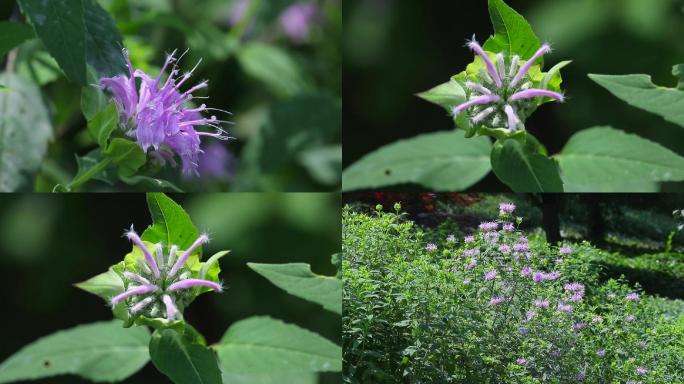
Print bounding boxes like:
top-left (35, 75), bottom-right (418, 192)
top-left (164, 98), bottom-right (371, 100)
top-left (467, 39), bottom-right (502, 87)
top-left (111, 284), bottom-right (159, 306)
top-left (511, 44), bottom-right (551, 87)
top-left (126, 228), bottom-right (161, 277)
top-left (168, 278), bottom-right (223, 292)
top-left (168, 234), bottom-right (210, 278)
top-left (510, 89), bottom-right (565, 102)
top-left (453, 95), bottom-right (500, 115)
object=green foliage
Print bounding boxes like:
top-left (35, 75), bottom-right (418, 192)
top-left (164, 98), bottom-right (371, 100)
top-left (103, 138), bottom-right (146, 177)
top-left (248, 262), bottom-right (342, 314)
top-left (342, 132), bottom-right (492, 191)
top-left (491, 139), bottom-right (564, 192)
top-left (0, 321), bottom-right (150, 383)
top-left (556, 127), bottom-right (684, 192)
top-left (149, 329), bottom-right (222, 384)
top-left (87, 103), bottom-right (119, 149)
top-left (142, 192), bottom-right (200, 253)
top-left (416, 79), bottom-right (466, 112)
top-left (0, 73), bottom-right (52, 192)
top-left (589, 72), bottom-right (684, 129)
top-left (483, 0), bottom-right (541, 61)
top-left (0, 21), bottom-right (34, 58)
top-left (237, 42), bottom-right (311, 98)
top-left (214, 316), bottom-right (342, 374)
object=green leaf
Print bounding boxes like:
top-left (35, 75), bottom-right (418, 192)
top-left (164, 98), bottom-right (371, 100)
top-left (103, 138), bottom-right (146, 177)
top-left (88, 103), bottom-right (119, 148)
top-left (673, 64), bottom-right (684, 91)
top-left (416, 79), bottom-right (466, 111)
top-left (149, 329), bottom-right (222, 384)
top-left (74, 268), bottom-right (124, 299)
top-left (258, 94), bottom-right (341, 172)
top-left (221, 372), bottom-right (318, 384)
top-left (484, 0), bottom-right (541, 60)
top-left (83, 0), bottom-right (126, 78)
top-left (237, 43), bottom-right (311, 97)
top-left (81, 66), bottom-right (109, 121)
top-left (18, 0), bottom-right (87, 84)
top-left (248, 263), bottom-right (341, 315)
top-left (119, 175), bottom-right (184, 192)
top-left (214, 316), bottom-right (341, 374)
top-left (0, 21), bottom-right (34, 58)
top-left (71, 149), bottom-right (117, 188)
top-left (589, 73), bottom-right (684, 128)
top-left (142, 193), bottom-right (200, 252)
top-left (0, 320), bottom-right (150, 383)
top-left (342, 131), bottom-right (492, 191)
top-left (297, 145), bottom-right (342, 186)
top-left (555, 126), bottom-right (684, 192)
top-left (491, 139), bottom-right (564, 192)
top-left (0, 73), bottom-right (52, 192)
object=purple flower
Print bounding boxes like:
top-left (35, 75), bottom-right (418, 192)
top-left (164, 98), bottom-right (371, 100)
top-left (558, 246), bottom-right (572, 255)
top-left (484, 270), bottom-right (498, 281)
top-left (572, 322), bottom-right (587, 331)
top-left (532, 272), bottom-right (545, 283)
top-left (520, 267), bottom-right (533, 277)
top-left (112, 228), bottom-right (221, 321)
top-left (513, 243), bottom-right (529, 252)
top-left (625, 292), bottom-right (640, 302)
top-left (446, 234), bottom-right (457, 243)
top-left (279, 3), bottom-right (321, 44)
top-left (426, 243), bottom-right (438, 252)
top-left (452, 40), bottom-right (564, 134)
top-left (518, 236), bottom-right (528, 243)
top-left (100, 50), bottom-right (230, 176)
top-left (485, 231), bottom-right (499, 240)
top-left (596, 349), bottom-right (606, 357)
top-left (499, 202), bottom-right (516, 214)
top-left (478, 221), bottom-right (498, 232)
top-left (625, 315), bottom-right (636, 322)
top-left (636, 367), bottom-right (648, 375)
top-left (464, 235), bottom-right (475, 243)
top-left (463, 278), bottom-right (471, 285)
top-left (534, 300), bottom-right (550, 309)
top-left (463, 248), bottom-right (479, 257)
top-left (557, 302), bottom-right (573, 313)
top-left (197, 142), bottom-right (237, 180)
top-left (502, 222), bottom-right (515, 231)
top-left (524, 310), bottom-right (536, 322)
top-left (489, 296), bottom-right (505, 306)
top-left (498, 244), bottom-right (511, 254)
top-left (564, 282), bottom-right (585, 294)
top-left (516, 357), bottom-right (527, 365)
top-left (228, 0), bottom-right (251, 25)
top-left (519, 327), bottom-right (529, 335)
top-left (575, 371), bottom-right (586, 381)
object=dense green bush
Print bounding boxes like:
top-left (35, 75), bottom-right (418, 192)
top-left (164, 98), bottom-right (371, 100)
top-left (343, 204), bottom-right (684, 383)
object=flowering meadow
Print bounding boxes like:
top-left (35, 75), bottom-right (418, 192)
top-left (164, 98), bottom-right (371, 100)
top-left (343, 201), bottom-right (684, 383)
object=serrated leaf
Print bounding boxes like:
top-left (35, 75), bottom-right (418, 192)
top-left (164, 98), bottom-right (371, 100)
top-left (491, 139), bottom-right (564, 192)
top-left (142, 193), bottom-right (200, 252)
top-left (556, 126), bottom-right (684, 192)
top-left (0, 21), bottom-right (34, 58)
top-left (248, 263), bottom-right (341, 314)
top-left (88, 103), bottom-right (119, 148)
top-left (342, 131), bottom-right (492, 191)
top-left (103, 138), bottom-right (146, 177)
top-left (417, 79), bottom-right (466, 111)
top-left (589, 73), bottom-right (684, 128)
top-left (483, 0), bottom-right (541, 61)
top-left (214, 316), bottom-right (341, 374)
top-left (0, 321), bottom-right (150, 383)
top-left (149, 329), bottom-right (222, 384)
top-left (0, 73), bottom-right (52, 192)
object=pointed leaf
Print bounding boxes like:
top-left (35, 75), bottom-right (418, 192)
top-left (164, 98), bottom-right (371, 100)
top-left (149, 329), bottom-right (222, 384)
top-left (491, 139), bottom-right (564, 192)
top-left (417, 79), bottom-right (466, 111)
top-left (83, 0), bottom-right (126, 78)
top-left (589, 73), bottom-right (684, 128)
top-left (342, 131), bottom-right (492, 191)
top-left (484, 0), bottom-right (541, 60)
top-left (88, 103), bottom-right (119, 148)
top-left (214, 316), bottom-right (341, 374)
top-left (0, 321), bottom-right (150, 383)
top-left (74, 268), bottom-right (124, 299)
top-left (142, 193), bottom-right (200, 252)
top-left (103, 138), bottom-right (146, 177)
top-left (556, 126), bottom-right (684, 192)
top-left (248, 263), bottom-right (341, 314)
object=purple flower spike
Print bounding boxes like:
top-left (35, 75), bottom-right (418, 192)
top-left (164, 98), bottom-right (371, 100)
top-left (162, 294), bottom-right (179, 321)
top-left (510, 89), bottom-right (565, 102)
top-left (453, 95), bottom-right (501, 115)
top-left (510, 44), bottom-right (552, 88)
top-left (99, 49), bottom-right (231, 176)
top-left (168, 233), bottom-right (210, 278)
top-left (503, 104), bottom-right (520, 131)
top-left (467, 38), bottom-right (502, 88)
top-left (111, 284), bottom-right (159, 306)
top-left (168, 278), bottom-right (223, 292)
top-left (125, 227), bottom-right (161, 278)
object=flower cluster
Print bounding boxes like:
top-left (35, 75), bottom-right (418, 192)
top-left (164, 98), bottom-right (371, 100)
top-left (111, 227), bottom-right (223, 321)
top-left (100, 49), bottom-right (230, 176)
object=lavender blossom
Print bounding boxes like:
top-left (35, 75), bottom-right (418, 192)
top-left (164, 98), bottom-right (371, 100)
top-left (559, 246), bottom-right (572, 255)
top-left (99, 49), bottom-right (231, 176)
top-left (464, 235), bottom-right (475, 243)
top-left (426, 243), bottom-right (438, 252)
top-left (502, 222), bottom-right (515, 231)
top-left (596, 349), bottom-right (606, 357)
top-left (484, 270), bottom-right (498, 281)
top-left (452, 39), bottom-right (564, 133)
top-left (111, 228), bottom-right (222, 321)
top-left (489, 296), bottom-right (505, 306)
top-left (478, 221), bottom-right (498, 232)
top-left (446, 234), bottom-right (457, 243)
top-left (625, 292), bottom-right (640, 302)
top-left (279, 3), bottom-right (321, 44)
top-left (499, 202), bottom-right (516, 214)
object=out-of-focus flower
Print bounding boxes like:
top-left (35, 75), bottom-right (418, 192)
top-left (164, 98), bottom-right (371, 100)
top-left (197, 142), bottom-right (237, 180)
top-left (499, 202), bottom-right (516, 215)
top-left (228, 0), bottom-right (251, 26)
top-left (279, 3), bottom-right (321, 44)
top-left (426, 243), bottom-right (438, 252)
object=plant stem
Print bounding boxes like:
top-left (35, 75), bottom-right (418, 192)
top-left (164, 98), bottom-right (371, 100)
top-left (66, 157), bottom-right (113, 191)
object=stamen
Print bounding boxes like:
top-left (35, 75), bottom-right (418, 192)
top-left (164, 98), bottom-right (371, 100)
top-left (467, 38), bottom-right (502, 88)
top-left (511, 44), bottom-right (551, 88)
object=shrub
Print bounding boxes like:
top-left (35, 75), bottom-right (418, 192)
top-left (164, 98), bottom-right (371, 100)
top-left (343, 204), bottom-right (684, 383)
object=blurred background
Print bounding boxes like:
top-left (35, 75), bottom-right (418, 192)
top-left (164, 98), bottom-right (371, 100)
top-left (0, 193), bottom-right (341, 383)
top-left (1, 0), bottom-right (341, 192)
top-left (343, 0), bottom-right (684, 191)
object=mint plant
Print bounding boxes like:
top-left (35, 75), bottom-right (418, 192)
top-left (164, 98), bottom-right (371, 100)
top-left (342, 0), bottom-right (684, 193)
top-left (0, 193), bottom-right (341, 384)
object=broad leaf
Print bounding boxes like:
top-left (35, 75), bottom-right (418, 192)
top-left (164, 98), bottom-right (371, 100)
top-left (81, 66), bottom-right (109, 120)
top-left (674, 64), bottom-right (684, 90)
top-left (237, 43), bottom-right (311, 97)
top-left (142, 193), bottom-right (200, 252)
top-left (555, 126), bottom-right (684, 192)
top-left (0, 321), bottom-right (150, 383)
top-left (103, 138), bottom-right (146, 177)
top-left (88, 103), bottom-right (119, 148)
top-left (83, 0), bottom-right (126, 78)
top-left (120, 175), bottom-right (184, 192)
top-left (74, 268), bottom-right (124, 299)
top-left (484, 0), bottom-right (541, 61)
top-left (221, 372), bottom-right (317, 384)
top-left (589, 73), bottom-right (684, 128)
top-left (0, 73), bottom-right (52, 192)
top-left (18, 0), bottom-right (87, 84)
top-left (248, 263), bottom-right (341, 315)
top-left (491, 139), bottom-right (564, 192)
top-left (297, 145), bottom-right (342, 186)
top-left (149, 329), bottom-right (222, 384)
top-left (0, 21), bottom-right (34, 58)
top-left (342, 131), bottom-right (492, 191)
top-left (417, 79), bottom-right (466, 111)
top-left (214, 316), bottom-right (341, 374)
